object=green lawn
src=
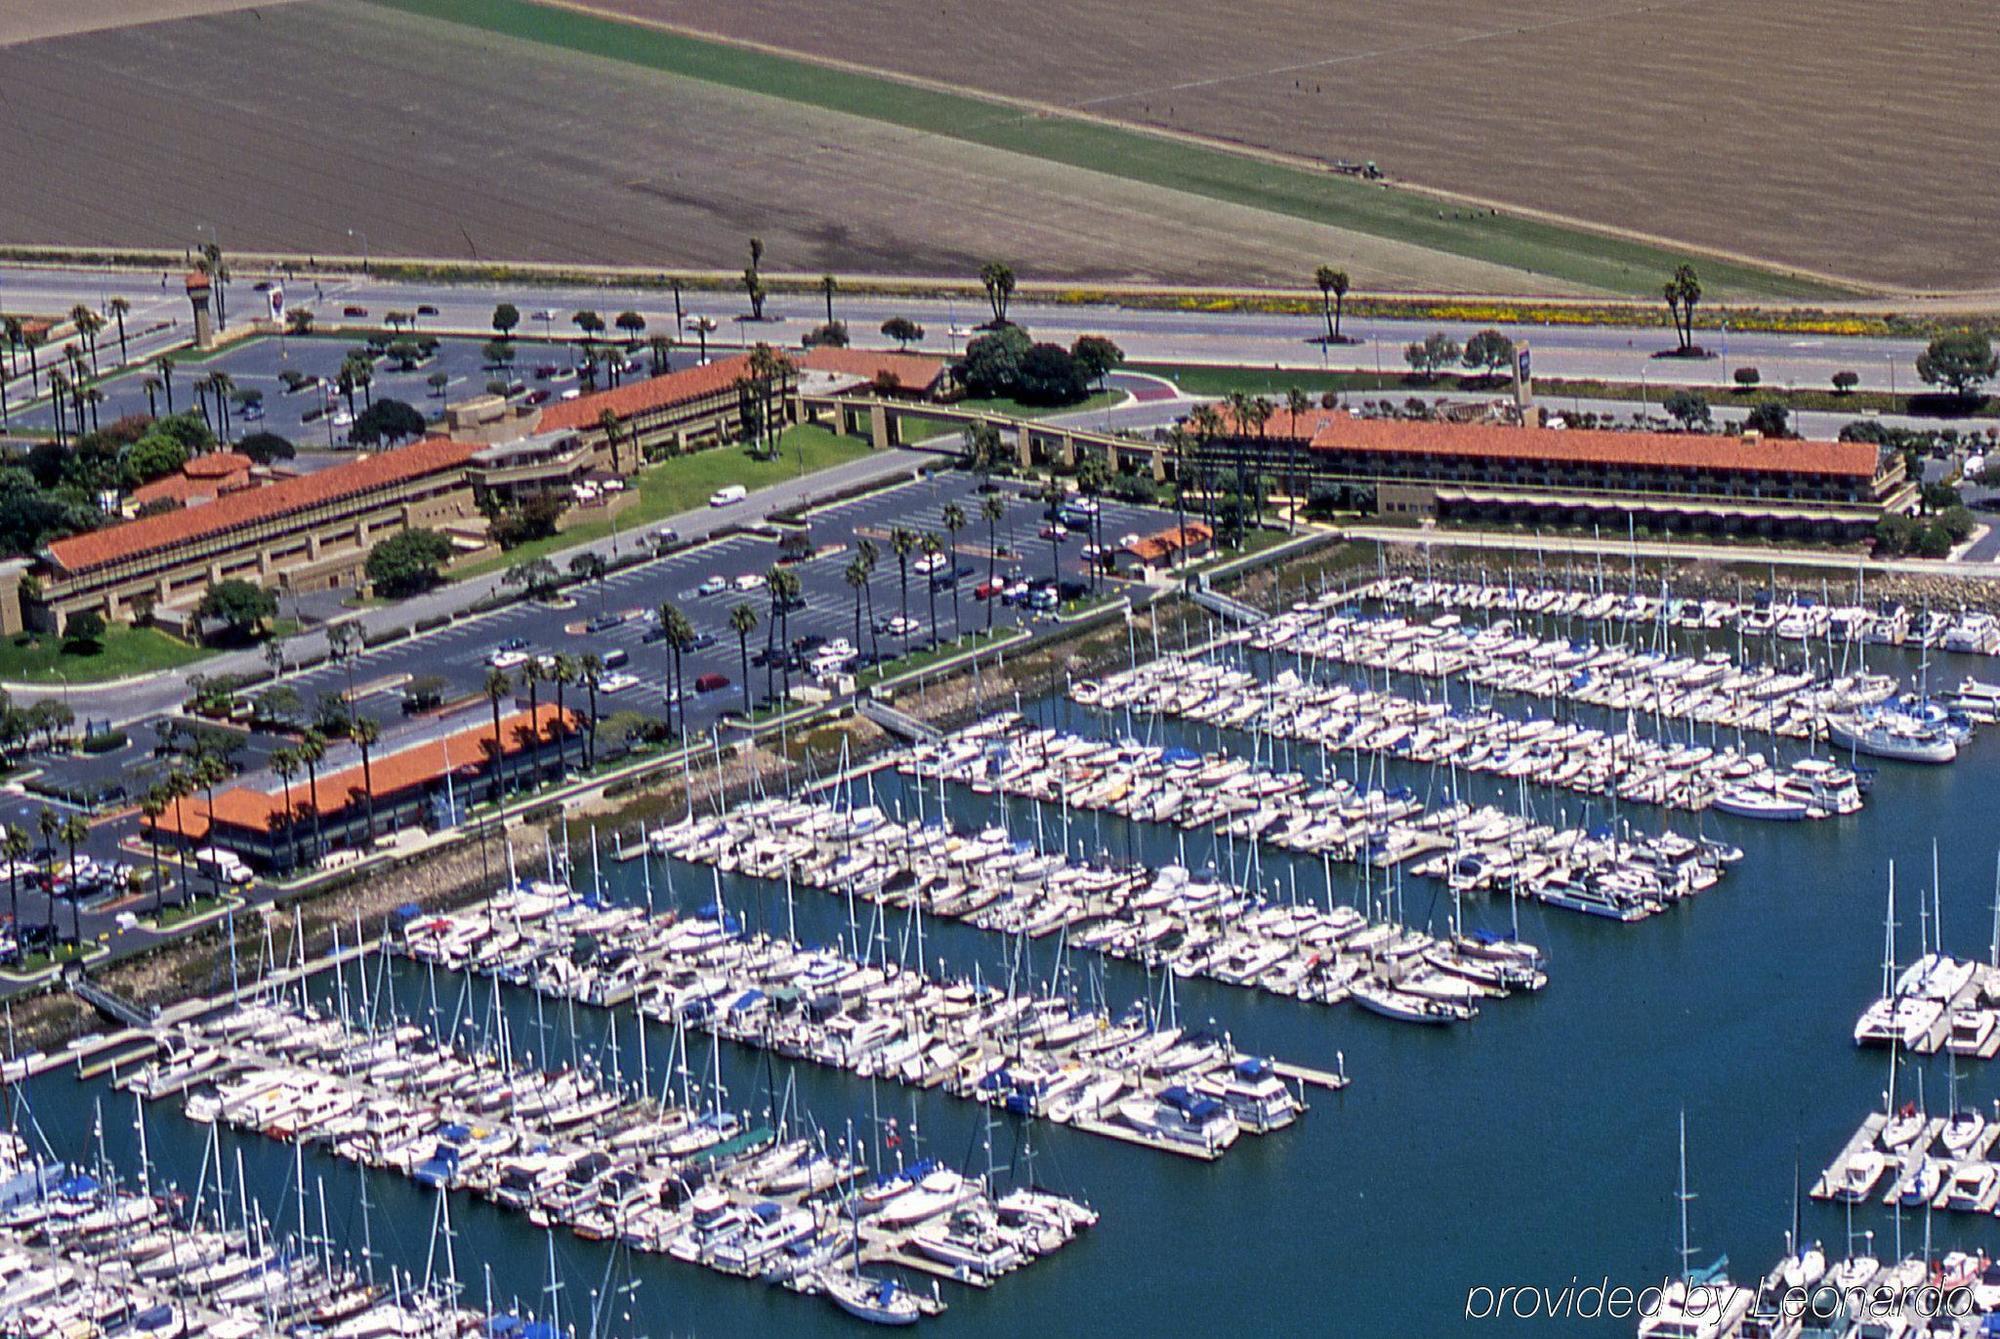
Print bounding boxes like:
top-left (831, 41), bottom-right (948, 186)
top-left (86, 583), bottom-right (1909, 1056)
top-left (455, 425), bottom-right (875, 579)
top-left (371, 0), bottom-right (1845, 300)
top-left (0, 625), bottom-right (208, 684)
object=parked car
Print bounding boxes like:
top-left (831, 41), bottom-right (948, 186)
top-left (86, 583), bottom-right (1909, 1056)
top-left (343, 305), bottom-right (368, 317)
top-left (417, 303), bottom-right (439, 316)
top-left (709, 484), bottom-right (748, 507)
top-left (974, 579), bottom-right (1004, 601)
top-left (694, 672), bottom-right (730, 693)
top-left (698, 576), bottom-right (729, 597)
top-left (525, 388), bottom-right (552, 406)
top-left (585, 612), bottom-right (625, 633)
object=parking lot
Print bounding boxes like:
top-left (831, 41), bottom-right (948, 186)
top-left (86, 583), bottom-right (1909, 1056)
top-left (14, 329), bottom-right (623, 451)
top-left (260, 471), bottom-right (1177, 739)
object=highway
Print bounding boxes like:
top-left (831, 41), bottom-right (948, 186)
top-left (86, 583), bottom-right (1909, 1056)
top-left (0, 262), bottom-right (1943, 404)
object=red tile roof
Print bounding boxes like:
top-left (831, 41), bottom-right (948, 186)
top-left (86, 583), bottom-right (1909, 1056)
top-left (1124, 522), bottom-right (1213, 564)
top-left (535, 354), bottom-right (760, 432)
top-left (46, 438), bottom-right (474, 575)
top-left (184, 451), bottom-right (254, 480)
top-left (799, 346), bottom-right (946, 394)
top-left (154, 705), bottom-right (575, 840)
top-left (1216, 409), bottom-right (1878, 478)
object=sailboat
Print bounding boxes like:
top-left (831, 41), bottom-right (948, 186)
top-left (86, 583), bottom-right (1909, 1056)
top-left (1636, 1112), bottom-right (1751, 1338)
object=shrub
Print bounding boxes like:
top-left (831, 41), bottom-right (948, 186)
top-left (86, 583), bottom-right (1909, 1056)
top-left (80, 729), bottom-right (126, 754)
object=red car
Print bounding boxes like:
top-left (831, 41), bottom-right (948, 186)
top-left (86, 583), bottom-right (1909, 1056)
top-left (695, 672), bottom-right (731, 693)
top-left (974, 579), bottom-right (1004, 601)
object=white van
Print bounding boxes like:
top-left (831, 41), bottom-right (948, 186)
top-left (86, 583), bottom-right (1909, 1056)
top-left (708, 484), bottom-right (748, 507)
top-left (193, 848), bottom-right (254, 886)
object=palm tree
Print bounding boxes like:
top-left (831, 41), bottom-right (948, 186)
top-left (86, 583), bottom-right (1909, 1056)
top-left (579, 654), bottom-right (603, 770)
top-left (761, 568), bottom-right (801, 704)
top-left (518, 658), bottom-right (544, 787)
top-left (1283, 386), bottom-right (1309, 533)
top-left (1314, 266), bottom-right (1351, 343)
top-left (156, 354), bottom-right (175, 413)
top-left (889, 527), bottom-right (917, 647)
top-left (549, 654), bottom-right (577, 777)
top-left (857, 538), bottom-right (881, 664)
top-left (980, 494), bottom-right (1006, 630)
top-left (666, 606), bottom-right (697, 739)
top-left (2, 826), bottom-right (28, 962)
top-left (350, 716), bottom-right (380, 845)
top-left (1166, 425), bottom-right (1192, 568)
top-left (729, 603), bottom-right (758, 717)
top-left (298, 729), bottom-right (327, 863)
top-left (820, 274), bottom-right (838, 327)
top-left (1039, 478), bottom-right (1067, 587)
top-left (141, 376), bottom-right (161, 418)
top-left (647, 334), bottom-right (674, 376)
top-left (920, 533), bottom-right (944, 647)
top-left (1075, 455), bottom-right (1109, 592)
top-left (597, 409), bottom-right (626, 475)
top-left (269, 749), bottom-right (300, 872)
top-left (57, 815), bottom-right (87, 943)
top-left (843, 557), bottom-right (868, 661)
top-left (108, 296), bottom-right (130, 366)
top-left (484, 668), bottom-right (510, 805)
top-left (34, 809), bottom-right (57, 943)
top-left (658, 603), bottom-right (687, 736)
top-left (164, 770), bottom-right (195, 900)
top-left (1249, 395), bottom-right (1275, 526)
top-left (940, 502), bottom-right (966, 636)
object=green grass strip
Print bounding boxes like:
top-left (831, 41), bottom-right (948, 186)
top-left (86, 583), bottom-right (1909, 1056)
top-left (367, 0), bottom-right (1848, 301)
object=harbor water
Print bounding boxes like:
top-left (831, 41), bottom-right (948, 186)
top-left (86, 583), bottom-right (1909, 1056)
top-left (15, 633), bottom-right (2000, 1337)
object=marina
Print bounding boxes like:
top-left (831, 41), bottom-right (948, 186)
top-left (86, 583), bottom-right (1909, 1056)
top-left (902, 713), bottom-right (1739, 924)
top-left (398, 878), bottom-right (1322, 1159)
top-left (1076, 654), bottom-right (1879, 819)
top-left (13, 572), bottom-right (2000, 1335)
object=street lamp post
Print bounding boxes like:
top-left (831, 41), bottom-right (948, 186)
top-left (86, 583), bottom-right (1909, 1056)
top-left (347, 228), bottom-right (369, 274)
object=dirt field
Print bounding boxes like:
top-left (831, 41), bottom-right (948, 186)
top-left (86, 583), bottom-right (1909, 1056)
top-left (0, 0), bottom-right (300, 46)
top-left (604, 0), bottom-right (2000, 293)
top-left (0, 0), bottom-right (1590, 292)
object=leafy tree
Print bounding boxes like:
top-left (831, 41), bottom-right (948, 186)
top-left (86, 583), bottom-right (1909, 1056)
top-left (285, 307), bottom-right (314, 335)
top-left (493, 303), bottom-right (520, 338)
top-left (236, 430), bottom-right (295, 464)
top-left (957, 325), bottom-right (1033, 398)
top-left (502, 556), bottom-right (561, 600)
top-left (1831, 370), bottom-right (1860, 394)
top-left (1461, 329), bottom-right (1515, 379)
top-left (1403, 331), bottom-right (1461, 380)
top-left (1744, 401), bottom-right (1792, 438)
top-left (348, 397), bottom-right (427, 447)
top-left (62, 610), bottom-right (106, 650)
top-left (803, 321), bottom-right (848, 348)
top-left (614, 310), bottom-right (646, 346)
top-left (1917, 332), bottom-right (1997, 400)
top-left (123, 431), bottom-right (190, 484)
top-left (1313, 266), bottom-right (1350, 343)
top-left (366, 528), bottom-right (454, 596)
top-left (1015, 344), bottom-right (1088, 405)
top-left (483, 339), bottom-right (515, 370)
top-left (1663, 389), bottom-right (1712, 431)
top-left (979, 261), bottom-right (1016, 324)
top-left (1070, 335), bottom-right (1124, 388)
top-left (1733, 367), bottom-right (1761, 389)
top-left (196, 578), bottom-right (277, 641)
top-left (882, 317), bottom-right (924, 349)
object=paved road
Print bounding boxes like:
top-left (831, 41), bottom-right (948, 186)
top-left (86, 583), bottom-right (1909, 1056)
top-left (0, 262), bottom-right (1946, 405)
